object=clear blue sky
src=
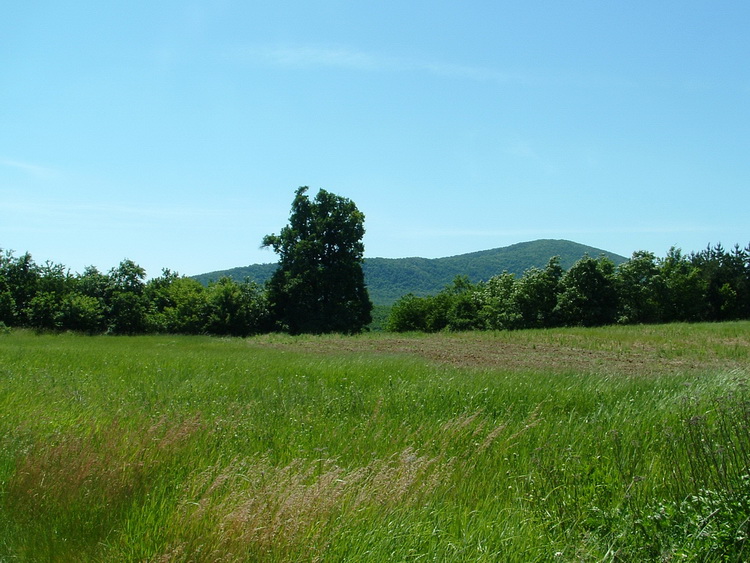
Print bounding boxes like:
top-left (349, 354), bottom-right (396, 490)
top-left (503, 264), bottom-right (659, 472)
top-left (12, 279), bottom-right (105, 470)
top-left (3, 1), bottom-right (749, 277)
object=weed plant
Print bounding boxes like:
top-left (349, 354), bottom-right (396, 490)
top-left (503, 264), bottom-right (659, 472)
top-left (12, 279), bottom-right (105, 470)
top-left (1, 323), bottom-right (749, 561)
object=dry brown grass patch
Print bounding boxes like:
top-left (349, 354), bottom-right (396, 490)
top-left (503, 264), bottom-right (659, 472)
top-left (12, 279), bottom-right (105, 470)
top-left (253, 331), bottom-right (749, 375)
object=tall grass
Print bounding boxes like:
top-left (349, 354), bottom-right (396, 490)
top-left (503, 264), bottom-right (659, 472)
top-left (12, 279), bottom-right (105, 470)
top-left (1, 323), bottom-right (749, 561)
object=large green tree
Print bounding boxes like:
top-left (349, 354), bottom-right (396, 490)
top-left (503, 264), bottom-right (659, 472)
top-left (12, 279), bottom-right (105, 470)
top-left (262, 187), bottom-right (372, 334)
top-left (106, 259), bottom-right (148, 334)
top-left (554, 255), bottom-right (618, 327)
top-left (615, 250), bottom-right (664, 324)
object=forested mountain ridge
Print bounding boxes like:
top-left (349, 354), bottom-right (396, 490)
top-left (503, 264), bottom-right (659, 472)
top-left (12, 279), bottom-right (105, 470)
top-left (193, 239), bottom-right (628, 306)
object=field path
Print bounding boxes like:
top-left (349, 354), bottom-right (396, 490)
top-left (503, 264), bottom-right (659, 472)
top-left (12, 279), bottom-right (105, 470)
top-left (251, 324), bottom-right (750, 376)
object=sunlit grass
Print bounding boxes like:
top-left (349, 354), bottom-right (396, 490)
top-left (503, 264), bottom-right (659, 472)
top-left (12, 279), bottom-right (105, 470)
top-left (1, 323), bottom-right (749, 561)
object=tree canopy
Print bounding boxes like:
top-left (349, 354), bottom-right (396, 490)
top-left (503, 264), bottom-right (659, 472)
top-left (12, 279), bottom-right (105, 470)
top-left (262, 187), bottom-right (372, 334)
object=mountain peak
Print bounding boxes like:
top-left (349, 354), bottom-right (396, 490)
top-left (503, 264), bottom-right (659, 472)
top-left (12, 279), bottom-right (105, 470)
top-left (193, 239), bottom-right (628, 306)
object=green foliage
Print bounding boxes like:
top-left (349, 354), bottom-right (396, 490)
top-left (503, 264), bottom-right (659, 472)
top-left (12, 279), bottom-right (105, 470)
top-left (59, 293), bottom-right (106, 334)
top-left (386, 293), bottom-right (432, 332)
top-left (658, 247), bottom-right (709, 323)
top-left (513, 256), bottom-right (563, 328)
top-left (107, 291), bottom-right (148, 335)
top-left (142, 271), bottom-right (272, 336)
top-left (36, 260), bottom-right (71, 296)
top-left (579, 388), bottom-right (750, 561)
top-left (25, 291), bottom-right (63, 330)
top-left (444, 276), bottom-right (483, 331)
top-left (0, 250), bottom-right (38, 324)
top-left (367, 304), bottom-right (391, 331)
top-left (0, 291), bottom-right (14, 325)
top-left (76, 265), bottom-right (110, 301)
top-left (109, 259), bottom-right (146, 294)
top-left (145, 271), bottom-right (208, 334)
top-left (203, 277), bottom-right (270, 336)
top-left (387, 278), bottom-right (480, 332)
top-left (555, 255), bottom-right (618, 327)
top-left (0, 251), bottom-right (274, 337)
top-left (642, 482), bottom-right (750, 560)
top-left (263, 186), bottom-right (372, 334)
top-left (106, 260), bottom-right (148, 335)
top-left (616, 250), bottom-right (664, 324)
top-left (477, 271), bottom-right (522, 330)
top-left (389, 258), bottom-right (562, 333)
top-left (691, 243), bottom-right (750, 321)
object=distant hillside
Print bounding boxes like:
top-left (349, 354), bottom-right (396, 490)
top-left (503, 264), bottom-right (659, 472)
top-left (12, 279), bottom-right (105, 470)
top-left (193, 239), bottom-right (628, 306)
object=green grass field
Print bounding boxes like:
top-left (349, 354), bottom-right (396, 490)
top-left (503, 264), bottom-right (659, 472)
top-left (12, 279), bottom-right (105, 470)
top-left (1, 323), bottom-right (749, 561)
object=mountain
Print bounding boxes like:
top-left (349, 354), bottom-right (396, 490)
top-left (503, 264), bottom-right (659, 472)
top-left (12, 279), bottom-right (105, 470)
top-left (192, 239), bottom-right (629, 306)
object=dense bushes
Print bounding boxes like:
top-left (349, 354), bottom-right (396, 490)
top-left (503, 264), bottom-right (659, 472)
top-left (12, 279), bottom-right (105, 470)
top-left (388, 244), bottom-right (750, 332)
top-left (0, 251), bottom-right (270, 336)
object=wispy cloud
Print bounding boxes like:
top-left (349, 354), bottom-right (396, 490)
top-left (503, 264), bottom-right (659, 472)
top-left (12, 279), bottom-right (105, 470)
top-left (251, 45), bottom-right (388, 71)
top-left (229, 44), bottom-right (632, 89)
top-left (504, 141), bottom-right (560, 175)
top-left (0, 158), bottom-right (59, 179)
top-left (421, 61), bottom-right (525, 84)
top-left (230, 44), bottom-right (534, 85)
top-left (2, 199), bottom-right (245, 223)
top-left (505, 142), bottom-right (542, 160)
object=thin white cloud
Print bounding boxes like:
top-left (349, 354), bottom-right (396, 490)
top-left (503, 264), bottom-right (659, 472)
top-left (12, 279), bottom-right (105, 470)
top-left (254, 45), bottom-right (388, 71)
top-left (231, 44), bottom-right (533, 84)
top-left (504, 141), bottom-right (560, 175)
top-left (230, 44), bottom-right (633, 89)
top-left (0, 158), bottom-right (58, 179)
top-left (2, 199), bottom-right (245, 222)
top-left (505, 142), bottom-right (542, 160)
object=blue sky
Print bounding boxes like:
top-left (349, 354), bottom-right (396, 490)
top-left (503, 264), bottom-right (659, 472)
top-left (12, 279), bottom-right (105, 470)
top-left (2, 1), bottom-right (749, 277)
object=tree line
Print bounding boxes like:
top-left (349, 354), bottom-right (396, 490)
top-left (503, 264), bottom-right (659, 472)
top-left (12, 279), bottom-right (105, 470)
top-left (2, 185), bottom-right (747, 336)
top-left (0, 187), bottom-right (372, 336)
top-left (387, 244), bottom-right (750, 332)
top-left (0, 253), bottom-right (272, 336)
top-left (3, 242), bottom-right (748, 337)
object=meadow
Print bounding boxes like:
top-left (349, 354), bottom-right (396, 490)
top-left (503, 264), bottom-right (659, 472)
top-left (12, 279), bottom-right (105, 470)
top-left (1, 322), bottom-right (749, 561)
